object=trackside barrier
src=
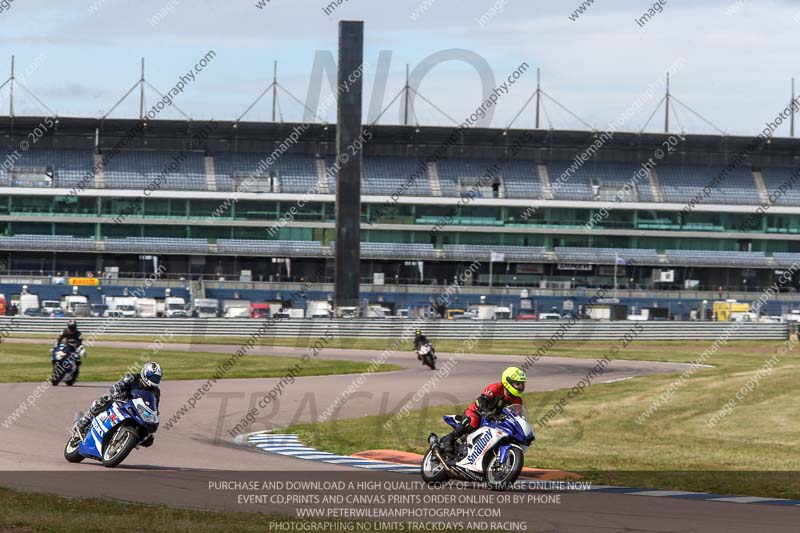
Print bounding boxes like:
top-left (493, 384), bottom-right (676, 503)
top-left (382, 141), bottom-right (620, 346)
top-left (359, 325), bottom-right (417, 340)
top-left (0, 318), bottom-right (788, 340)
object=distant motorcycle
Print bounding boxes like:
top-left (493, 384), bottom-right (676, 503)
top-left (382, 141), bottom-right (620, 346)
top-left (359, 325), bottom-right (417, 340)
top-left (64, 388), bottom-right (159, 468)
top-left (416, 342), bottom-right (437, 370)
top-left (422, 404), bottom-right (535, 491)
top-left (50, 343), bottom-right (85, 386)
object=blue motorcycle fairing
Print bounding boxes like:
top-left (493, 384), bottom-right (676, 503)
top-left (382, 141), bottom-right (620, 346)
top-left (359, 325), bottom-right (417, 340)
top-left (444, 406), bottom-right (533, 449)
top-left (76, 389), bottom-right (159, 460)
top-left (443, 415), bottom-right (460, 429)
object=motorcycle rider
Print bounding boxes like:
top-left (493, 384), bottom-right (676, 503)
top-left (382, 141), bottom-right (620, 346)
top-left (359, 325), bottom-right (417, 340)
top-left (413, 329), bottom-right (435, 362)
top-left (74, 362), bottom-right (162, 445)
top-left (413, 329), bottom-right (428, 351)
top-left (439, 367), bottom-right (527, 459)
top-left (56, 319), bottom-right (83, 349)
top-left (52, 320), bottom-right (84, 380)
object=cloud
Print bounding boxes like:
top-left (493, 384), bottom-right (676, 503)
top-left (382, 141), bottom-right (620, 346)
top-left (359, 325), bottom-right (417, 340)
top-left (0, 0), bottom-right (793, 134)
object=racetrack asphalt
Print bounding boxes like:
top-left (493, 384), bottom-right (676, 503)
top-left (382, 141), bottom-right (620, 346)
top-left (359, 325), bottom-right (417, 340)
top-left (0, 340), bottom-right (797, 532)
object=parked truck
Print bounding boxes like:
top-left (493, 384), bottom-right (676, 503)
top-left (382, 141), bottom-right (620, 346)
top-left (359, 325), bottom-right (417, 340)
top-left (306, 300), bottom-right (333, 319)
top-left (193, 298), bottom-right (220, 318)
top-left (20, 293), bottom-right (41, 315)
top-left (164, 297), bottom-right (188, 318)
top-left (105, 297), bottom-right (138, 318)
top-left (713, 300), bottom-right (751, 322)
top-left (223, 299), bottom-right (251, 318)
top-left (466, 304), bottom-right (512, 320)
top-left (135, 298), bottom-right (158, 318)
top-left (61, 295), bottom-right (88, 315)
top-left (41, 300), bottom-right (61, 315)
top-left (250, 303), bottom-right (270, 318)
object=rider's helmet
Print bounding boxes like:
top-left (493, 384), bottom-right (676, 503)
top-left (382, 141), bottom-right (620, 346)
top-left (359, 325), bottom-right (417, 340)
top-left (501, 366), bottom-right (527, 397)
top-left (140, 362), bottom-right (163, 388)
top-left (415, 329), bottom-right (422, 336)
top-left (67, 320), bottom-right (78, 332)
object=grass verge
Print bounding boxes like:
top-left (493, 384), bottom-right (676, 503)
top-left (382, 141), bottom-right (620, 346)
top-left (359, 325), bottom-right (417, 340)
top-left (7, 335), bottom-right (774, 363)
top-left (285, 340), bottom-right (800, 499)
top-left (0, 343), bottom-right (401, 383)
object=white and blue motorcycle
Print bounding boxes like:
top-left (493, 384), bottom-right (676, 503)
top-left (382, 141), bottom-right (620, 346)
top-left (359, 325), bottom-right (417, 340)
top-left (64, 388), bottom-right (159, 468)
top-left (422, 404), bottom-right (535, 491)
top-left (50, 343), bottom-right (85, 386)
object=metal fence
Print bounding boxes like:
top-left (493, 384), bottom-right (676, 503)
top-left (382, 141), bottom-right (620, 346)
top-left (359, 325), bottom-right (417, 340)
top-left (1, 317), bottom-right (788, 340)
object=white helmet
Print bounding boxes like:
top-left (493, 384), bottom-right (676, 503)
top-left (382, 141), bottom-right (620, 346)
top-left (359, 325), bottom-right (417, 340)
top-left (140, 362), bottom-right (163, 388)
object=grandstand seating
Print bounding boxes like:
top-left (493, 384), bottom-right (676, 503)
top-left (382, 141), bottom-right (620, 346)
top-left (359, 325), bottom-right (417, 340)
top-left (0, 234), bottom-right (96, 251)
top-left (0, 147), bottom-right (775, 209)
top-left (103, 237), bottom-right (209, 254)
top-left (362, 242), bottom-right (437, 259)
top-left (770, 252), bottom-right (800, 268)
top-left (355, 157), bottom-right (431, 196)
top-left (554, 247), bottom-right (660, 264)
top-left (436, 159), bottom-right (542, 199)
top-left (328, 241), bottom-right (437, 260)
top-left (214, 153), bottom-right (319, 193)
top-left (103, 151), bottom-right (207, 191)
top-left (0, 149), bottom-right (94, 189)
top-left (437, 159), bottom-right (498, 198)
top-left (218, 239), bottom-right (323, 256)
top-left (664, 249), bottom-right (768, 267)
top-left (546, 161), bottom-right (656, 202)
top-left (442, 244), bottom-right (547, 261)
top-left (759, 167), bottom-right (800, 206)
top-left (656, 165), bottom-right (758, 205)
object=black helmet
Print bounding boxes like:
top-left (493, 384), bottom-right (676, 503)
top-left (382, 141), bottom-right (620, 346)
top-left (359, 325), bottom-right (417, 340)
top-left (67, 320), bottom-right (78, 331)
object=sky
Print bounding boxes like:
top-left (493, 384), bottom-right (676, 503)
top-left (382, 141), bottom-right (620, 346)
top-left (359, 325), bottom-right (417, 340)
top-left (0, 0), bottom-right (798, 137)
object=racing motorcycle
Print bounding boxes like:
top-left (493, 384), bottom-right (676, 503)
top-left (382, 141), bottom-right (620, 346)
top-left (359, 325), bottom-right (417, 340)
top-left (64, 388), bottom-right (159, 468)
top-left (421, 404), bottom-right (535, 491)
top-left (416, 342), bottom-right (437, 370)
top-left (50, 343), bottom-right (85, 386)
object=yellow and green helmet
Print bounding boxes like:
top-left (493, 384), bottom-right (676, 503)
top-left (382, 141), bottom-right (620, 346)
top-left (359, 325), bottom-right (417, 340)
top-left (501, 366), bottom-right (527, 397)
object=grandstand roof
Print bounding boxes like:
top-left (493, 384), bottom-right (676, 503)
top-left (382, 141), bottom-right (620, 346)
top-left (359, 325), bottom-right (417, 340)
top-left (1, 116), bottom-right (799, 164)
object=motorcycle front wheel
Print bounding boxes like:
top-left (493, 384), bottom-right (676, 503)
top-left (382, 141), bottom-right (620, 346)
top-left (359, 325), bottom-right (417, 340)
top-left (102, 426), bottom-right (138, 468)
top-left (50, 367), bottom-right (64, 386)
top-left (63, 431), bottom-right (84, 463)
top-left (485, 447), bottom-right (524, 491)
top-left (420, 448), bottom-right (449, 484)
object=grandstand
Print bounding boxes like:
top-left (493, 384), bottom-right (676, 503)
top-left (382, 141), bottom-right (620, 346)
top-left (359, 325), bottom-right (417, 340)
top-left (0, 117), bottom-right (799, 297)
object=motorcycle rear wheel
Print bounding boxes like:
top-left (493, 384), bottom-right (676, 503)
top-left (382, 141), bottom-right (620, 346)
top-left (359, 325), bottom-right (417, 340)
top-left (63, 432), bottom-right (84, 463)
top-left (420, 448), bottom-right (449, 484)
top-left (102, 426), bottom-right (138, 468)
top-left (485, 447), bottom-right (524, 491)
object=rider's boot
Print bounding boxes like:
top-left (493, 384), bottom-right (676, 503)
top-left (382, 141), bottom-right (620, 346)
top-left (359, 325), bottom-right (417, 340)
top-left (74, 397), bottom-right (109, 438)
top-left (440, 420), bottom-right (472, 466)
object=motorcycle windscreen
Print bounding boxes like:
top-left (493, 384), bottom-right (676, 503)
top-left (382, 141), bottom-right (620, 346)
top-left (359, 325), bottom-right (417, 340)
top-left (505, 404), bottom-right (527, 419)
top-left (131, 389), bottom-right (159, 425)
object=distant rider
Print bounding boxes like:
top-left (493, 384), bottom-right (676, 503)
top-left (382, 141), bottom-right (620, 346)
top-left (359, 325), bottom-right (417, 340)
top-left (52, 320), bottom-right (84, 376)
top-left (439, 367), bottom-right (527, 457)
top-left (413, 329), bottom-right (429, 351)
top-left (75, 362), bottom-right (162, 445)
top-left (56, 320), bottom-right (83, 349)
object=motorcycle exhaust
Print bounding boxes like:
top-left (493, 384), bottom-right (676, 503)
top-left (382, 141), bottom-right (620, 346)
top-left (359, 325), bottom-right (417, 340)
top-left (433, 447), bottom-right (457, 476)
